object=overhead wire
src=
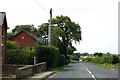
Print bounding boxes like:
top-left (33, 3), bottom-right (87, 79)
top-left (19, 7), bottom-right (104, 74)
top-left (33, 0), bottom-right (49, 13)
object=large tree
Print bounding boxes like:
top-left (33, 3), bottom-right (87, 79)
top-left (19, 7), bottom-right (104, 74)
top-left (38, 15), bottom-right (82, 59)
top-left (7, 24), bottom-right (37, 40)
top-left (12, 24), bottom-right (37, 34)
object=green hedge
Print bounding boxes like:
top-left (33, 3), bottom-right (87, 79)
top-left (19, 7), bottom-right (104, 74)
top-left (56, 54), bottom-right (65, 67)
top-left (36, 45), bottom-right (65, 68)
top-left (6, 41), bottom-right (35, 65)
top-left (84, 55), bottom-right (120, 64)
top-left (7, 41), bottom-right (65, 66)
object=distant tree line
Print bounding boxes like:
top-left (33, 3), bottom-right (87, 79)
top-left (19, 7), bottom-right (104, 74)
top-left (82, 52), bottom-right (120, 65)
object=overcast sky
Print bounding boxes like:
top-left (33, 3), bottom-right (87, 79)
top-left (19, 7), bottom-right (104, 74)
top-left (0, 0), bottom-right (119, 54)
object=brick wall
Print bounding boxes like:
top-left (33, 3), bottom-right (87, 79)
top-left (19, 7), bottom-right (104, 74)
top-left (12, 31), bottom-right (36, 47)
top-left (3, 64), bottom-right (24, 75)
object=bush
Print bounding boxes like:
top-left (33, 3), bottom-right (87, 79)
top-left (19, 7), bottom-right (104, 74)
top-left (87, 55), bottom-right (120, 65)
top-left (6, 41), bottom-right (36, 65)
top-left (85, 57), bottom-right (92, 62)
top-left (55, 54), bottom-right (65, 67)
top-left (22, 47), bottom-right (36, 64)
top-left (36, 45), bottom-right (62, 68)
top-left (105, 56), bottom-right (113, 64)
top-left (111, 55), bottom-right (120, 64)
top-left (6, 41), bottom-right (24, 64)
top-left (6, 50), bottom-right (25, 64)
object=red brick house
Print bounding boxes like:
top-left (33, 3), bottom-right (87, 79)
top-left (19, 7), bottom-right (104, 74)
top-left (11, 28), bottom-right (44, 47)
top-left (0, 12), bottom-right (8, 64)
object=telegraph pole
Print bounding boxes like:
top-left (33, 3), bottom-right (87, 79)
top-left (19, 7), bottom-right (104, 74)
top-left (48, 8), bottom-right (52, 46)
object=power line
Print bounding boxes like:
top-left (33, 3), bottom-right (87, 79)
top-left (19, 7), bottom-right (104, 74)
top-left (33, 0), bottom-right (48, 13)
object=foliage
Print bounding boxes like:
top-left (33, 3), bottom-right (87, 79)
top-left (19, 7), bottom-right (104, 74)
top-left (72, 53), bottom-right (80, 61)
top-left (37, 23), bottom-right (49, 37)
top-left (7, 41), bottom-right (20, 49)
top-left (82, 52), bottom-right (89, 56)
top-left (67, 46), bottom-right (76, 55)
top-left (7, 24), bottom-right (37, 41)
top-left (7, 32), bottom-right (14, 40)
top-left (94, 52), bottom-right (103, 57)
top-left (37, 15), bottom-right (82, 59)
top-left (111, 55), bottom-right (120, 64)
top-left (84, 57), bottom-right (92, 62)
top-left (6, 41), bottom-right (35, 65)
top-left (22, 47), bottom-right (36, 64)
top-left (12, 24), bottom-right (37, 34)
top-left (35, 45), bottom-right (65, 68)
top-left (83, 54), bottom-right (120, 65)
top-left (6, 41), bottom-right (24, 64)
top-left (55, 54), bottom-right (65, 67)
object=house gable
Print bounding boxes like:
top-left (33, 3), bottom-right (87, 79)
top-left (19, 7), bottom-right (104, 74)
top-left (12, 31), bottom-right (37, 47)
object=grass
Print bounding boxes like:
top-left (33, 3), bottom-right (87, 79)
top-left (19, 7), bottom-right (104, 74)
top-left (90, 62), bottom-right (120, 70)
top-left (48, 63), bottom-right (72, 73)
top-left (49, 66), bottom-right (65, 73)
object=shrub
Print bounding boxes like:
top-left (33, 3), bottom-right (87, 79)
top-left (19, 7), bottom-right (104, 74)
top-left (6, 50), bottom-right (25, 64)
top-left (22, 47), bottom-right (36, 64)
top-left (36, 45), bottom-right (60, 68)
top-left (94, 52), bottom-right (103, 57)
top-left (88, 55), bottom-right (120, 65)
top-left (91, 56), bottom-right (100, 63)
top-left (55, 54), bottom-right (65, 67)
top-left (111, 55), bottom-right (120, 64)
top-left (6, 41), bottom-right (36, 65)
top-left (6, 41), bottom-right (24, 64)
top-left (105, 56), bottom-right (113, 64)
top-left (86, 57), bottom-right (92, 62)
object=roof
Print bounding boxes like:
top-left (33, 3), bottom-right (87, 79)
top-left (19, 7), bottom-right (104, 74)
top-left (0, 12), bottom-right (9, 28)
top-left (12, 29), bottom-right (43, 43)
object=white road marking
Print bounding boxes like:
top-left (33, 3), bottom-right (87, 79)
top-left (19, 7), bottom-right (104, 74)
top-left (81, 63), bottom-right (96, 80)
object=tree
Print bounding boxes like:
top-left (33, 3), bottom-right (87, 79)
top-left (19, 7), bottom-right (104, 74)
top-left (94, 52), bottom-right (103, 57)
top-left (82, 52), bottom-right (89, 56)
top-left (67, 46), bottom-right (76, 55)
top-left (38, 15), bottom-right (82, 59)
top-left (7, 24), bottom-right (37, 40)
top-left (112, 55), bottom-right (120, 64)
top-left (12, 24), bottom-right (37, 34)
top-left (7, 32), bottom-right (14, 40)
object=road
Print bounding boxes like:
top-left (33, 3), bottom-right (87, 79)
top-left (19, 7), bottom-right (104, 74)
top-left (47, 61), bottom-right (119, 80)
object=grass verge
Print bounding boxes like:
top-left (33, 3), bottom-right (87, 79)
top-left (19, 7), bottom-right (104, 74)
top-left (49, 66), bottom-right (65, 73)
top-left (90, 62), bottom-right (120, 70)
top-left (48, 63), bottom-right (72, 73)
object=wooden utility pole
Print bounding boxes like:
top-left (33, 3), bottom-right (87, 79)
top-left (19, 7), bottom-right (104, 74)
top-left (48, 8), bottom-right (52, 46)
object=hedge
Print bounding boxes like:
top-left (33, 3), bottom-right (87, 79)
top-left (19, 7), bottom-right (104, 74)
top-left (6, 41), bottom-right (35, 65)
top-left (84, 55), bottom-right (120, 64)
top-left (35, 45), bottom-right (65, 68)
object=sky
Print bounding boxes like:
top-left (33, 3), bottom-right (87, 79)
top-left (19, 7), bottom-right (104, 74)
top-left (0, 0), bottom-right (119, 54)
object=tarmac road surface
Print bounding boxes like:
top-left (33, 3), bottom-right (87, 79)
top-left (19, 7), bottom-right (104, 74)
top-left (47, 61), bottom-right (119, 80)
